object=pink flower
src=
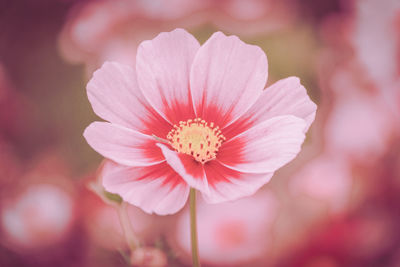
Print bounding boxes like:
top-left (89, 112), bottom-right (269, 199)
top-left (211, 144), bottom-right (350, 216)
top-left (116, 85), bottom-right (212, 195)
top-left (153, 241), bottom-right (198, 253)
top-left (84, 29), bottom-right (316, 215)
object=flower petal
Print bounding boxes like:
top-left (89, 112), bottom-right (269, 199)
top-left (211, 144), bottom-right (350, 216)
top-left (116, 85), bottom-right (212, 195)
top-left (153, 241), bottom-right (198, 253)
top-left (87, 61), bottom-right (171, 137)
top-left (202, 161), bottom-right (274, 203)
top-left (190, 31), bottom-right (268, 128)
top-left (157, 143), bottom-right (210, 195)
top-left (136, 28), bottom-right (200, 125)
top-left (84, 122), bottom-right (164, 167)
top-left (101, 161), bottom-right (190, 215)
top-left (223, 77), bottom-right (317, 139)
top-left (218, 115), bottom-right (306, 173)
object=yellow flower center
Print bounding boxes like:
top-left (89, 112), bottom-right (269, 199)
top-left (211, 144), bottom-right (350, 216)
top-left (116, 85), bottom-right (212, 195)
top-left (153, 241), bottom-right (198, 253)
top-left (167, 118), bottom-right (226, 164)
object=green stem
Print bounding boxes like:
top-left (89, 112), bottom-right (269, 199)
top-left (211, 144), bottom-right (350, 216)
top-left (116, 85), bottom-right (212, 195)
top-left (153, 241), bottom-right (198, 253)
top-left (190, 188), bottom-right (201, 267)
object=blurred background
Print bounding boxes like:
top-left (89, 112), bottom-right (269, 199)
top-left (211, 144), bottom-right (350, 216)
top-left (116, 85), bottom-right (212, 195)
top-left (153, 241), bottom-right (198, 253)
top-left (0, 0), bottom-right (399, 266)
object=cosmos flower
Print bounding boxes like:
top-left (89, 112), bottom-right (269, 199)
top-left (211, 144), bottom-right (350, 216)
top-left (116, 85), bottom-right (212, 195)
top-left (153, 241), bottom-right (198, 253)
top-left (84, 29), bottom-right (316, 215)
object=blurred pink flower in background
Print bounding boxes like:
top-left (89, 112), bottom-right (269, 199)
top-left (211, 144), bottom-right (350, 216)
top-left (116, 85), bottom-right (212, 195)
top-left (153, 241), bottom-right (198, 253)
top-left (289, 154), bottom-right (353, 214)
top-left (171, 190), bottom-right (278, 266)
top-left (352, 0), bottom-right (400, 86)
top-left (0, 184), bottom-right (75, 251)
top-left (130, 246), bottom-right (168, 267)
top-left (0, 152), bottom-right (89, 266)
top-left (351, 0), bottom-right (400, 120)
top-left (323, 68), bottom-right (395, 162)
top-left (83, 29), bottom-right (316, 215)
top-left (0, 154), bottom-right (78, 254)
top-left (81, 183), bottom-right (161, 250)
top-left (317, 8), bottom-right (398, 163)
top-left (83, 201), bottom-right (126, 250)
top-left (206, 0), bottom-right (296, 36)
top-left (58, 0), bottom-right (295, 76)
top-left (58, 0), bottom-right (176, 71)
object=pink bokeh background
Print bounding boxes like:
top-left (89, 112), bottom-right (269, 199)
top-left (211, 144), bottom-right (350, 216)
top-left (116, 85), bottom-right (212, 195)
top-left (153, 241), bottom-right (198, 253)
top-left (1, 0), bottom-right (399, 266)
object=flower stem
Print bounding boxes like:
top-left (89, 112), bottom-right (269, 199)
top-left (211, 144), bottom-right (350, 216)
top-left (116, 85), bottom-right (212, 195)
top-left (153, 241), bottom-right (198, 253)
top-left (190, 188), bottom-right (201, 267)
top-left (117, 201), bottom-right (140, 252)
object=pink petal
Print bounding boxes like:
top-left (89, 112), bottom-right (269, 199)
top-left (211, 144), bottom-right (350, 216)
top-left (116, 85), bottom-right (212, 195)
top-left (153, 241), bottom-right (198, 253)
top-left (224, 77), bottom-right (317, 139)
top-left (84, 122), bottom-right (164, 167)
top-left (87, 62), bottom-right (171, 137)
top-left (136, 29), bottom-right (200, 125)
top-left (157, 143), bottom-right (210, 195)
top-left (101, 161), bottom-right (190, 215)
top-left (190, 31), bottom-right (268, 128)
top-left (218, 115), bottom-right (306, 173)
top-left (202, 161), bottom-right (274, 203)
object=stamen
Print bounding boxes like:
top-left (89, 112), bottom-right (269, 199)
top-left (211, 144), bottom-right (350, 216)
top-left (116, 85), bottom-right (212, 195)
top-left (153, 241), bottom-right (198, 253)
top-left (166, 118), bottom-right (226, 163)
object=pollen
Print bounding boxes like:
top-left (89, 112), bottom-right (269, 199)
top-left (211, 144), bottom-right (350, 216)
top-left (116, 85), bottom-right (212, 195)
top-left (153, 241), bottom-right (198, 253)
top-left (167, 118), bottom-right (226, 164)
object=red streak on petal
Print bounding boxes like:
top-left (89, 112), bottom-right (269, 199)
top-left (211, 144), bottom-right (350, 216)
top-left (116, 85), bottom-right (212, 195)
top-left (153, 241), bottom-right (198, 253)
top-left (204, 161), bottom-right (241, 187)
top-left (222, 114), bottom-right (255, 140)
top-left (141, 139), bottom-right (166, 163)
top-left (177, 152), bottom-right (206, 182)
top-left (217, 136), bottom-right (247, 167)
top-left (135, 162), bottom-right (184, 191)
top-left (163, 97), bottom-right (196, 126)
top-left (142, 105), bottom-right (172, 138)
top-left (197, 104), bottom-right (234, 130)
